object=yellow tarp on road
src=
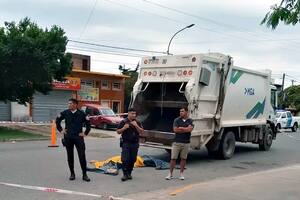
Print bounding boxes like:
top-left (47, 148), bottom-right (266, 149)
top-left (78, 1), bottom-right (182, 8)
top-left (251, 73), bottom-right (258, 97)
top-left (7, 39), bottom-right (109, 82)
top-left (90, 156), bottom-right (145, 169)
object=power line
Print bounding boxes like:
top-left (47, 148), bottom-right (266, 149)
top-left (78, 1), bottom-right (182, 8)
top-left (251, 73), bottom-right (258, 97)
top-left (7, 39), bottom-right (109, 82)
top-left (139, 0), bottom-right (300, 51)
top-left (140, 0), bottom-right (264, 38)
top-left (103, 0), bottom-right (186, 25)
top-left (105, 0), bottom-right (252, 41)
top-left (79, 0), bottom-right (98, 39)
top-left (68, 39), bottom-right (167, 54)
top-left (67, 46), bottom-right (145, 57)
top-left (285, 74), bottom-right (300, 82)
top-left (92, 58), bottom-right (138, 65)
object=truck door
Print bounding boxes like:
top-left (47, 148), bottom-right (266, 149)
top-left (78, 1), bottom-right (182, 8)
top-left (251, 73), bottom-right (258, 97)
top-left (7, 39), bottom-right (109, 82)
top-left (287, 112), bottom-right (293, 128)
top-left (281, 113), bottom-right (288, 128)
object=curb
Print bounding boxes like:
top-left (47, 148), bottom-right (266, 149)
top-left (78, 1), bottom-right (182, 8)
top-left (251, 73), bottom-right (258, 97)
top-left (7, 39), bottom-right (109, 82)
top-left (0, 137), bottom-right (50, 143)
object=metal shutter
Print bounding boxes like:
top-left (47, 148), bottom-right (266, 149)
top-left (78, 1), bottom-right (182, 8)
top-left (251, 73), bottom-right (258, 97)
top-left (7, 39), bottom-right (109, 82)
top-left (0, 102), bottom-right (11, 121)
top-left (32, 91), bottom-right (72, 122)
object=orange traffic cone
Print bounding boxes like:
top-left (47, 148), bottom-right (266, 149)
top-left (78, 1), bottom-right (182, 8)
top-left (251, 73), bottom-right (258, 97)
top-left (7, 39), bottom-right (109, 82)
top-left (48, 120), bottom-right (59, 147)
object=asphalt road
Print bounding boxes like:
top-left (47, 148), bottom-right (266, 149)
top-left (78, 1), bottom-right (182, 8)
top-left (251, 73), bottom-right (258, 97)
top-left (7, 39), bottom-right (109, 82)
top-left (0, 129), bottom-right (300, 200)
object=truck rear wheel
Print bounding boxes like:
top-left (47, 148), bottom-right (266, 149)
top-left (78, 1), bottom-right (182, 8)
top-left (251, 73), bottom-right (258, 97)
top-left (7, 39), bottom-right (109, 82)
top-left (292, 123), bottom-right (298, 132)
top-left (218, 131), bottom-right (236, 160)
top-left (259, 125), bottom-right (273, 151)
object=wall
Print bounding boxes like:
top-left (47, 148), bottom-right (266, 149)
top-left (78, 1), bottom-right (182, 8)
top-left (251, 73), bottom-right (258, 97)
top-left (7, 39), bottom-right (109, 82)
top-left (11, 102), bottom-right (30, 122)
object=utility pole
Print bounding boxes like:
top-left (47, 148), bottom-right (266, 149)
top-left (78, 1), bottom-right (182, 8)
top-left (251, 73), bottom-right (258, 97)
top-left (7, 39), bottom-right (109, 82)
top-left (281, 73), bottom-right (285, 92)
top-left (291, 79), bottom-right (296, 86)
top-left (281, 73), bottom-right (286, 109)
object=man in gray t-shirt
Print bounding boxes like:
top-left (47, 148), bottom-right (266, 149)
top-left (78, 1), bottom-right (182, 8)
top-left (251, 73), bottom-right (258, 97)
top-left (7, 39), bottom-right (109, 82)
top-left (166, 107), bottom-right (194, 181)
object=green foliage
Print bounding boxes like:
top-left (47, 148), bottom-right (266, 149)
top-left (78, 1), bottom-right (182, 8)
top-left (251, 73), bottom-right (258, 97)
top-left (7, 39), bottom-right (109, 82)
top-left (262, 0), bottom-right (300, 29)
top-left (119, 64), bottom-right (139, 111)
top-left (280, 85), bottom-right (300, 111)
top-left (0, 17), bottom-right (72, 104)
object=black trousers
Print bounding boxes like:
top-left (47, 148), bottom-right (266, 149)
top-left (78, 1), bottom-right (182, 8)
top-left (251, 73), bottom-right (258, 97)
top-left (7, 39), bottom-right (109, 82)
top-left (65, 137), bottom-right (87, 175)
top-left (121, 142), bottom-right (139, 176)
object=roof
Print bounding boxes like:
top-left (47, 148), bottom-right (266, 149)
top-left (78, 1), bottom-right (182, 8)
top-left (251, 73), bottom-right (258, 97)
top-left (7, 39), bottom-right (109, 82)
top-left (71, 69), bottom-right (130, 78)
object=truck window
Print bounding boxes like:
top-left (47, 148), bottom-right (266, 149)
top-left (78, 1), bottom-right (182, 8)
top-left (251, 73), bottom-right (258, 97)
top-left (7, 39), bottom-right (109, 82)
top-left (287, 112), bottom-right (292, 118)
top-left (282, 113), bottom-right (287, 118)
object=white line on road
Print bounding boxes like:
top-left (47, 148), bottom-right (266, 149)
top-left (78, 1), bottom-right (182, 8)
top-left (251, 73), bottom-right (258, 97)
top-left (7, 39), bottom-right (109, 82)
top-left (0, 182), bottom-right (103, 198)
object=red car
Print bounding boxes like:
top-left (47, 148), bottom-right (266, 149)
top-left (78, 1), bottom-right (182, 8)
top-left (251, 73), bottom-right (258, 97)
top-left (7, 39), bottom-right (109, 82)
top-left (81, 104), bottom-right (123, 130)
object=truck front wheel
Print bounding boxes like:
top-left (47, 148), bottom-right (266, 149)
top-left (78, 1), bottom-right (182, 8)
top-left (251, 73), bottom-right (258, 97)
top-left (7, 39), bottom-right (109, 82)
top-left (218, 131), bottom-right (236, 160)
top-left (259, 125), bottom-right (273, 151)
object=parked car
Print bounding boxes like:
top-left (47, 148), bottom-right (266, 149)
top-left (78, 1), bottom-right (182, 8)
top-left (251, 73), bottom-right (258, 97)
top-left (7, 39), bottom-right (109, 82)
top-left (275, 110), bottom-right (300, 132)
top-left (81, 104), bottom-right (123, 130)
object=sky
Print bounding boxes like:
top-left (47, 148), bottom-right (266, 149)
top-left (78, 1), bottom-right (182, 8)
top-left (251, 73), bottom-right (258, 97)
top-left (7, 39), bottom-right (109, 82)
top-left (1, 0), bottom-right (300, 87)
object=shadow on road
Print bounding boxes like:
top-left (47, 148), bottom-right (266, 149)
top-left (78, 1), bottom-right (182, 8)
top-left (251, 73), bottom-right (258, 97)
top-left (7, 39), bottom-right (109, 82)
top-left (145, 144), bottom-right (267, 164)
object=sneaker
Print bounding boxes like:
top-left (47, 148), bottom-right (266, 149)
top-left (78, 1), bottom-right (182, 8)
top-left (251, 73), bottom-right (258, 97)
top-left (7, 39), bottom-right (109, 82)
top-left (179, 173), bottom-right (185, 180)
top-left (165, 174), bottom-right (173, 180)
top-left (127, 174), bottom-right (132, 180)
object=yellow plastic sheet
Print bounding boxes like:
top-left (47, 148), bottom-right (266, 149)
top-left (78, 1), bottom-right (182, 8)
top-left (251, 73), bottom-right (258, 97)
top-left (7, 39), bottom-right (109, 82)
top-left (90, 156), bottom-right (144, 169)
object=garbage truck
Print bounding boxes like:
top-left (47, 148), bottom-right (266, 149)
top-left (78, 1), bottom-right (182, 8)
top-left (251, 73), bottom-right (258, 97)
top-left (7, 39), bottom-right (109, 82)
top-left (130, 53), bottom-right (278, 159)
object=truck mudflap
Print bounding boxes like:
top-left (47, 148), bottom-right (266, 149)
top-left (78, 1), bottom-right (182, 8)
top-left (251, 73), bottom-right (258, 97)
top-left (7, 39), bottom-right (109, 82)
top-left (140, 130), bottom-right (175, 146)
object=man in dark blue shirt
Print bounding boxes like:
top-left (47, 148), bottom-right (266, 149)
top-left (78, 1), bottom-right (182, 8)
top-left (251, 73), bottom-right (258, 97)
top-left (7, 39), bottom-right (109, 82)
top-left (117, 108), bottom-right (144, 182)
top-left (56, 98), bottom-right (91, 182)
top-left (166, 107), bottom-right (194, 181)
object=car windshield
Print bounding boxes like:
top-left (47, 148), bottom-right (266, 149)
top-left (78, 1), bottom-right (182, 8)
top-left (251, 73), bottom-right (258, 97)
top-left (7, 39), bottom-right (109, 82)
top-left (100, 108), bottom-right (116, 116)
top-left (276, 112), bottom-right (282, 118)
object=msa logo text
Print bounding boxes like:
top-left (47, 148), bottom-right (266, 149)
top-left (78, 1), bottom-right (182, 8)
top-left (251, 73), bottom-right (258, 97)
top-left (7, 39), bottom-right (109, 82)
top-left (244, 88), bottom-right (255, 95)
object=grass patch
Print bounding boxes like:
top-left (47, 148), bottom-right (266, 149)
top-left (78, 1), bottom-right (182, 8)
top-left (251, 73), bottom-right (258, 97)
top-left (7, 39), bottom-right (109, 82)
top-left (0, 127), bottom-right (47, 141)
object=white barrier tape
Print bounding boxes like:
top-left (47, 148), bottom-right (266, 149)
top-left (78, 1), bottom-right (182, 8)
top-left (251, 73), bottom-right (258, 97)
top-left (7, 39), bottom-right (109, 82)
top-left (0, 182), bottom-right (103, 198)
top-left (109, 196), bottom-right (133, 200)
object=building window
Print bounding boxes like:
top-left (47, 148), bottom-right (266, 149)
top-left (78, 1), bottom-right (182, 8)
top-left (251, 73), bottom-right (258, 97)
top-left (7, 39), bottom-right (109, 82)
top-left (82, 59), bottom-right (88, 71)
top-left (81, 80), bottom-right (94, 87)
top-left (101, 80), bottom-right (110, 90)
top-left (112, 82), bottom-right (121, 90)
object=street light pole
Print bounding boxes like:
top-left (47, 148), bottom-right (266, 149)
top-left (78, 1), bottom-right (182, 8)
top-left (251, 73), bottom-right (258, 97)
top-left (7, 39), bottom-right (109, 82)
top-left (166, 24), bottom-right (195, 55)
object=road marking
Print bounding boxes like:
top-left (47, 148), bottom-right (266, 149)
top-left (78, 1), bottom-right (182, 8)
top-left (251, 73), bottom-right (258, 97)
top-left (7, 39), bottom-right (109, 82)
top-left (0, 182), bottom-right (103, 198)
top-left (108, 196), bottom-right (134, 200)
top-left (169, 184), bottom-right (194, 196)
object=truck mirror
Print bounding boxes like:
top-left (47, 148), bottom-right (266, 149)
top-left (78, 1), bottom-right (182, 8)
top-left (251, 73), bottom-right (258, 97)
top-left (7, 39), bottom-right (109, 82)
top-left (199, 67), bottom-right (211, 86)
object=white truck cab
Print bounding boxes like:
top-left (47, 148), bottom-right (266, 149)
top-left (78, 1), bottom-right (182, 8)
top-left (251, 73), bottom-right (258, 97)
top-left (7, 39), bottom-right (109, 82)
top-left (275, 110), bottom-right (299, 132)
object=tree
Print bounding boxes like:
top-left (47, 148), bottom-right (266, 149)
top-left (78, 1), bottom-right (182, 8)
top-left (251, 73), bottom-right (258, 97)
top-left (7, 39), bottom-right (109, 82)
top-left (280, 85), bottom-right (300, 111)
top-left (119, 64), bottom-right (139, 111)
top-left (261, 0), bottom-right (300, 29)
top-left (0, 18), bottom-right (72, 104)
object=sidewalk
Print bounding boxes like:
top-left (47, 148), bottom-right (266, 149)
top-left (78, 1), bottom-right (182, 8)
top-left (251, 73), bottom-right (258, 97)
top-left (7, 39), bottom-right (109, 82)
top-left (123, 164), bottom-right (300, 200)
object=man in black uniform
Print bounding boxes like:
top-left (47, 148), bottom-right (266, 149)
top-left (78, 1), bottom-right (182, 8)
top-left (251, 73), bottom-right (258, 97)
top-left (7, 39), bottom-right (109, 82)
top-left (117, 108), bottom-right (144, 182)
top-left (56, 98), bottom-right (91, 182)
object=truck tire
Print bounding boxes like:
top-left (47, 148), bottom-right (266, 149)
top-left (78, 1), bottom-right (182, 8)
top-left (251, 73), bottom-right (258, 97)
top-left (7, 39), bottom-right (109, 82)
top-left (259, 125), bottom-right (273, 151)
top-left (218, 131), bottom-right (236, 160)
top-left (292, 123), bottom-right (298, 132)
